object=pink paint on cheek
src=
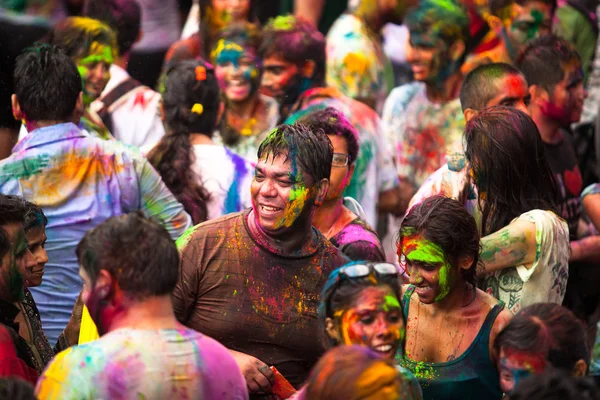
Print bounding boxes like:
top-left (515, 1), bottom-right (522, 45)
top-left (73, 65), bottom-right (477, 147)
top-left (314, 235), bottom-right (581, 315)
top-left (215, 68), bottom-right (228, 90)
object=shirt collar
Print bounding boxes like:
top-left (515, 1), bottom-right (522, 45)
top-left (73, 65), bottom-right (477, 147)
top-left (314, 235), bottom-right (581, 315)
top-left (12, 123), bottom-right (88, 153)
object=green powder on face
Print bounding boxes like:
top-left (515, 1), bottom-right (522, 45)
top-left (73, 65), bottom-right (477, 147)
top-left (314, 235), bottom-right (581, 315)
top-left (383, 294), bottom-right (401, 312)
top-left (277, 185), bottom-right (309, 228)
top-left (434, 261), bottom-right (452, 302)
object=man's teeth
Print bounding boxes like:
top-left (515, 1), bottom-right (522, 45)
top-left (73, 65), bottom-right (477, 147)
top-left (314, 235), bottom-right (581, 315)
top-left (262, 205), bottom-right (280, 212)
top-left (374, 345), bottom-right (392, 352)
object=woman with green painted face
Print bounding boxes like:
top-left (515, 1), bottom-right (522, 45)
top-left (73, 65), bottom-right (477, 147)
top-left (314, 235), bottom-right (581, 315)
top-left (397, 195), bottom-right (512, 400)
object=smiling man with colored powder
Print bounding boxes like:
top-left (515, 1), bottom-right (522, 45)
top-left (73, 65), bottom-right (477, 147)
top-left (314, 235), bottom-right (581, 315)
top-left (0, 44), bottom-right (192, 344)
top-left (173, 124), bottom-right (349, 398)
top-left (382, 0), bottom-right (471, 216)
top-left (260, 15), bottom-right (401, 229)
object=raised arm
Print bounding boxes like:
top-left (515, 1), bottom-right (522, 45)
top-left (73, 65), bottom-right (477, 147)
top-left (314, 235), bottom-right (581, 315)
top-left (479, 219), bottom-right (537, 275)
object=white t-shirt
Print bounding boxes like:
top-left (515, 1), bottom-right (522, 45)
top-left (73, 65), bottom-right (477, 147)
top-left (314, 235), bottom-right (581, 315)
top-left (483, 210), bottom-right (570, 314)
top-left (92, 64), bottom-right (165, 152)
top-left (132, 0), bottom-right (181, 51)
top-left (192, 144), bottom-right (254, 220)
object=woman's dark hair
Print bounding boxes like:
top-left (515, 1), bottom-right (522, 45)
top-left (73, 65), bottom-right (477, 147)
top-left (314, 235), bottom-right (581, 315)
top-left (7, 196), bottom-right (47, 232)
top-left (199, 0), bottom-right (258, 60)
top-left (147, 59), bottom-right (219, 224)
top-left (76, 212), bottom-right (179, 300)
top-left (319, 261), bottom-right (404, 349)
top-left (213, 22), bottom-right (263, 146)
top-left (397, 195), bottom-right (480, 286)
top-left (510, 370), bottom-right (599, 400)
top-left (305, 345), bottom-right (405, 400)
top-left (494, 303), bottom-right (590, 373)
top-left (465, 106), bottom-right (559, 235)
top-left (48, 17), bottom-right (117, 61)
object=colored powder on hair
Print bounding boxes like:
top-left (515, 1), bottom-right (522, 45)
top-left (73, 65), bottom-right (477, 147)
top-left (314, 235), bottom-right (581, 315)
top-left (211, 39), bottom-right (244, 67)
top-left (270, 15), bottom-right (296, 31)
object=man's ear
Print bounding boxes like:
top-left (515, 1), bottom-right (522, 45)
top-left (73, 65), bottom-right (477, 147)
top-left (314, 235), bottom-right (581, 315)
top-left (11, 94), bottom-right (23, 121)
top-left (464, 108), bottom-right (477, 122)
top-left (301, 60), bottom-right (316, 79)
top-left (346, 163), bottom-right (356, 186)
top-left (530, 84), bottom-right (549, 106)
top-left (95, 269), bottom-right (114, 301)
top-left (572, 359), bottom-right (588, 377)
top-left (487, 15), bottom-right (504, 34)
top-left (450, 40), bottom-right (466, 63)
top-left (314, 178), bottom-right (330, 207)
top-left (325, 317), bottom-right (342, 342)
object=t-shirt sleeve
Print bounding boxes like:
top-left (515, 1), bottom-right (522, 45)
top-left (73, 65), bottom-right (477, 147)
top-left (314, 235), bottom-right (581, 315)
top-left (132, 152), bottom-right (193, 239)
top-left (408, 165), bottom-right (469, 211)
top-left (373, 116), bottom-right (400, 193)
top-left (173, 226), bottom-right (202, 324)
top-left (35, 348), bottom-right (87, 400)
top-left (514, 210), bottom-right (570, 283)
top-left (198, 335), bottom-right (249, 399)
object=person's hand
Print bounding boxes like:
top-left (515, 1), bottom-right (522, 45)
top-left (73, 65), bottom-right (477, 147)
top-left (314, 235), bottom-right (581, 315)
top-left (229, 349), bottom-right (275, 393)
top-left (64, 290), bottom-right (85, 345)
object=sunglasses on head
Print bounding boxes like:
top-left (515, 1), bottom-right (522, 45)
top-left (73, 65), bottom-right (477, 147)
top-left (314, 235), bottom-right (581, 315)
top-left (338, 263), bottom-right (399, 280)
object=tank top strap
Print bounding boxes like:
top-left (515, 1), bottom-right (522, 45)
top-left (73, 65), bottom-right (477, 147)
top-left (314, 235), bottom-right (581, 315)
top-left (402, 285), bottom-right (416, 320)
top-left (475, 300), bottom-right (505, 349)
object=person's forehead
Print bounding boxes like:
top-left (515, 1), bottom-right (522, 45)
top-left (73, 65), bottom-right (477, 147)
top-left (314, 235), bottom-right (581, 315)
top-left (514, 1), bottom-right (553, 19)
top-left (263, 54), bottom-right (295, 67)
top-left (327, 134), bottom-right (349, 152)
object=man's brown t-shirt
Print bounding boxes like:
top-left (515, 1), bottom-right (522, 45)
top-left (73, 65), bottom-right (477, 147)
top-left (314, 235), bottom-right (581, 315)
top-left (173, 209), bottom-right (349, 388)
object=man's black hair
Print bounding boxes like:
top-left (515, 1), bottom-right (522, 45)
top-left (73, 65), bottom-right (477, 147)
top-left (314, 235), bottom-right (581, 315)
top-left (13, 44), bottom-right (82, 122)
top-left (257, 123), bottom-right (333, 183)
top-left (76, 212), bottom-right (180, 301)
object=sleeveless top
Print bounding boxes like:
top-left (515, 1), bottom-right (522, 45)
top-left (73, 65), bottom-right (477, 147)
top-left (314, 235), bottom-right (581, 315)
top-left (399, 285), bottom-right (504, 400)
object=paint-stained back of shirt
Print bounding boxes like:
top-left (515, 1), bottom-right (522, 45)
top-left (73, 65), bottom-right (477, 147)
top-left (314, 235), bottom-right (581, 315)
top-left (0, 123), bottom-right (192, 344)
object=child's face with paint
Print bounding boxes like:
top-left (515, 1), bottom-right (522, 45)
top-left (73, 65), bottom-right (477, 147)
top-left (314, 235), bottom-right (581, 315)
top-left (541, 63), bottom-right (586, 125)
top-left (498, 348), bottom-right (547, 394)
top-left (485, 74), bottom-right (531, 115)
top-left (214, 39), bottom-right (261, 103)
top-left (211, 0), bottom-right (251, 23)
top-left (406, 30), bottom-right (453, 84)
top-left (400, 231), bottom-right (456, 304)
top-left (23, 226), bottom-right (48, 287)
top-left (334, 285), bottom-right (404, 359)
top-left (0, 223), bottom-right (36, 302)
top-left (326, 135), bottom-right (354, 202)
top-left (260, 55), bottom-right (303, 104)
top-left (75, 42), bottom-right (114, 106)
top-left (506, 2), bottom-right (552, 47)
top-left (252, 152), bottom-right (316, 234)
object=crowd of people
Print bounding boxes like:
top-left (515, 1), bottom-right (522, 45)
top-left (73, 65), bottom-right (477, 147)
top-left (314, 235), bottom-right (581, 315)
top-left (1, 0), bottom-right (600, 399)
